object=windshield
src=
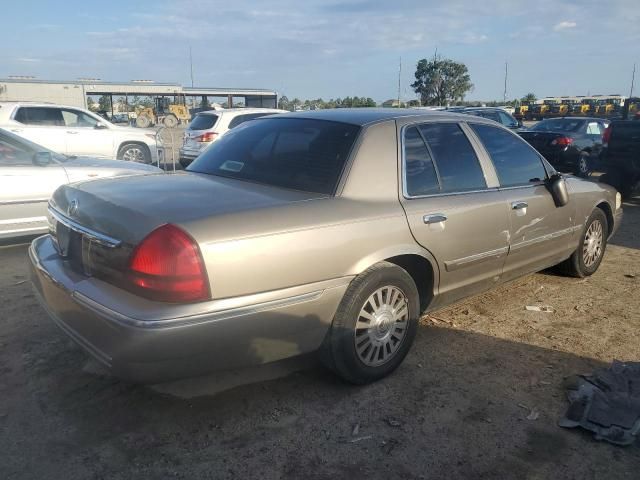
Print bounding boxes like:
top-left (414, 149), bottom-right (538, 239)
top-left (530, 119), bottom-right (585, 132)
top-left (0, 128), bottom-right (68, 163)
top-left (187, 118), bottom-right (360, 194)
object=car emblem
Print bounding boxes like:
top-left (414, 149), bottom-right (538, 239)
top-left (68, 199), bottom-right (79, 217)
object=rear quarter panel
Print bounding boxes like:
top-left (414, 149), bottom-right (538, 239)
top-left (565, 176), bottom-right (618, 236)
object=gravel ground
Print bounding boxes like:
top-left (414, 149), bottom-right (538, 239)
top-left (1, 198), bottom-right (639, 480)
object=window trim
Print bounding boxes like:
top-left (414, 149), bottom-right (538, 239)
top-left (400, 121), bottom-right (498, 200)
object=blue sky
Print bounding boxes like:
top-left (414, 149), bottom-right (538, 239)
top-left (2, 0), bottom-right (639, 102)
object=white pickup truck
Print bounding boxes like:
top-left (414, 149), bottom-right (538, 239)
top-left (0, 102), bottom-right (160, 164)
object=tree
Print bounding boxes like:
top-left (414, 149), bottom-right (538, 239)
top-left (521, 92), bottom-right (537, 104)
top-left (98, 95), bottom-right (112, 112)
top-left (86, 97), bottom-right (96, 111)
top-left (278, 95), bottom-right (291, 111)
top-left (411, 56), bottom-right (473, 106)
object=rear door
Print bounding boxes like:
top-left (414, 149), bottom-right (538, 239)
top-left (468, 123), bottom-right (576, 281)
top-left (0, 133), bottom-right (68, 237)
top-left (10, 107), bottom-right (67, 154)
top-left (398, 121), bottom-right (510, 304)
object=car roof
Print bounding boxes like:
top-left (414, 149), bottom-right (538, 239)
top-left (271, 108), bottom-right (495, 127)
top-left (538, 117), bottom-right (602, 122)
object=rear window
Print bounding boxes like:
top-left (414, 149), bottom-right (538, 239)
top-left (14, 107), bottom-right (64, 126)
top-left (228, 112), bottom-right (272, 129)
top-left (531, 119), bottom-right (584, 132)
top-left (189, 114), bottom-right (218, 130)
top-left (188, 118), bottom-right (360, 194)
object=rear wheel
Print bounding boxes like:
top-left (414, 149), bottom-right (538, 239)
top-left (576, 152), bottom-right (591, 177)
top-left (118, 143), bottom-right (151, 163)
top-left (163, 114), bottom-right (178, 128)
top-left (322, 262), bottom-right (419, 384)
top-left (561, 208), bottom-right (608, 277)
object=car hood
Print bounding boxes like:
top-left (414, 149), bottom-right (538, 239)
top-left (50, 172), bottom-right (327, 244)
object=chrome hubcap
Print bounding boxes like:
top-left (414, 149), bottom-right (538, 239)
top-left (123, 147), bottom-right (144, 162)
top-left (355, 286), bottom-right (409, 367)
top-left (579, 157), bottom-right (588, 173)
top-left (583, 220), bottom-right (603, 267)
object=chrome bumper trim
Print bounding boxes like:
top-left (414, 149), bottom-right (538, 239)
top-left (48, 206), bottom-right (122, 248)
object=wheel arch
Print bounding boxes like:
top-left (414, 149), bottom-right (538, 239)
top-left (595, 200), bottom-right (614, 237)
top-left (350, 245), bottom-right (439, 313)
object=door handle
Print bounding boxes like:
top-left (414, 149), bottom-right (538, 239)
top-left (511, 201), bottom-right (528, 210)
top-left (423, 213), bottom-right (447, 224)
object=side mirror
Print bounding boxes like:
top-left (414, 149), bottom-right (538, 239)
top-left (95, 123), bottom-right (108, 130)
top-left (33, 151), bottom-right (52, 166)
top-left (547, 173), bottom-right (570, 207)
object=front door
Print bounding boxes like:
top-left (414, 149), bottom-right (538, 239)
top-left (398, 121), bottom-right (510, 306)
top-left (0, 133), bottom-right (68, 237)
top-left (467, 122), bottom-right (576, 281)
top-left (61, 108), bottom-right (114, 157)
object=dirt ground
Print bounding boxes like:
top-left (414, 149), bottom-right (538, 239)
top-left (1, 198), bottom-right (639, 480)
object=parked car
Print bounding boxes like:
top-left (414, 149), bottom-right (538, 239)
top-left (452, 107), bottom-right (522, 130)
top-left (519, 117), bottom-right (609, 177)
top-left (0, 128), bottom-right (161, 239)
top-left (599, 120), bottom-right (640, 198)
top-left (30, 109), bottom-right (621, 384)
top-left (179, 108), bottom-right (286, 168)
top-left (0, 102), bottom-right (160, 164)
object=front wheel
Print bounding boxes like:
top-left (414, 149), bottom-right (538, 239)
top-left (321, 262), bottom-right (419, 384)
top-left (561, 208), bottom-right (608, 277)
top-left (163, 114), bottom-right (178, 128)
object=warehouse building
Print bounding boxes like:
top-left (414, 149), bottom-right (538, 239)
top-left (0, 77), bottom-right (278, 114)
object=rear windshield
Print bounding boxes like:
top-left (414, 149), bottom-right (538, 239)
top-left (189, 114), bottom-right (219, 130)
top-left (187, 118), bottom-right (360, 194)
top-left (531, 119), bottom-right (584, 132)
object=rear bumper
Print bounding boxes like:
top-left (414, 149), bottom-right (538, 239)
top-left (29, 235), bottom-right (349, 383)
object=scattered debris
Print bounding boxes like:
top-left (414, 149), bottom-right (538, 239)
top-left (381, 438), bottom-right (400, 454)
top-left (526, 409), bottom-right (540, 421)
top-left (525, 305), bottom-right (555, 313)
top-left (625, 274), bottom-right (636, 279)
top-left (348, 435), bottom-right (373, 443)
top-left (385, 418), bottom-right (402, 428)
top-left (13, 280), bottom-right (27, 286)
top-left (351, 423), bottom-right (360, 436)
top-left (559, 361), bottom-right (640, 446)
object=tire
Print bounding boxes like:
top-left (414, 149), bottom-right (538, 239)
top-left (163, 114), bottom-right (178, 128)
top-left (562, 208), bottom-right (608, 278)
top-left (118, 143), bottom-right (151, 164)
top-left (135, 115), bottom-right (152, 128)
top-left (321, 261), bottom-right (420, 384)
top-left (576, 152), bottom-right (591, 177)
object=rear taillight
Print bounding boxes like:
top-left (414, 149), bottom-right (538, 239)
top-left (551, 136), bottom-right (574, 146)
top-left (195, 132), bottom-right (218, 142)
top-left (128, 224), bottom-right (209, 303)
top-left (602, 125), bottom-right (612, 146)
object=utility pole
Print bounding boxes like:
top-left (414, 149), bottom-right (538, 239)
top-left (503, 61), bottom-right (508, 104)
top-left (189, 46), bottom-right (194, 88)
top-left (630, 63), bottom-right (636, 98)
top-left (397, 56), bottom-right (402, 108)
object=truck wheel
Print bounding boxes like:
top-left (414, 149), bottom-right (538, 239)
top-left (321, 262), bottom-right (419, 384)
top-left (136, 115), bottom-right (151, 128)
top-left (561, 208), bottom-right (608, 278)
top-left (118, 143), bottom-right (151, 164)
top-left (163, 114), bottom-right (178, 128)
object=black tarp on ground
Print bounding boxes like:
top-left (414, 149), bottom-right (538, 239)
top-left (560, 361), bottom-right (640, 446)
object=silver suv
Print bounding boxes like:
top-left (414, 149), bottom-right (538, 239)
top-left (179, 108), bottom-right (285, 167)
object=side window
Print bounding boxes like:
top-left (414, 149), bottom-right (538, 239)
top-left (470, 123), bottom-right (547, 187)
top-left (418, 123), bottom-right (487, 193)
top-left (61, 109), bottom-right (99, 128)
top-left (586, 122), bottom-right (602, 135)
top-left (0, 135), bottom-right (34, 166)
top-left (403, 126), bottom-right (439, 196)
top-left (14, 107), bottom-right (64, 126)
top-left (482, 111), bottom-right (501, 123)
